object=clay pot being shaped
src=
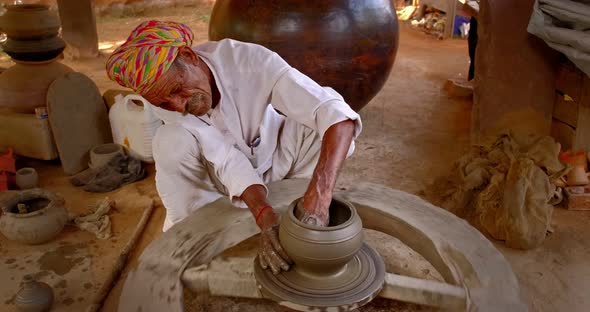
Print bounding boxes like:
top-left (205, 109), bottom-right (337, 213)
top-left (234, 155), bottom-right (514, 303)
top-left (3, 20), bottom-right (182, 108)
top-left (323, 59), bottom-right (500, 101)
top-left (15, 167), bottom-right (39, 189)
top-left (1, 36), bottom-right (66, 62)
top-left (279, 197), bottom-right (363, 278)
top-left (0, 4), bottom-right (61, 40)
top-left (209, 0), bottom-right (399, 111)
top-left (0, 188), bottom-right (67, 245)
top-left (0, 60), bottom-right (74, 113)
top-left (15, 275), bottom-right (54, 312)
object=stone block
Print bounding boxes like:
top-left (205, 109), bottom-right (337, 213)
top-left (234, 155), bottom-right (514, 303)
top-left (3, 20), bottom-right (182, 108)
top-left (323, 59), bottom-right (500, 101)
top-left (0, 112), bottom-right (58, 160)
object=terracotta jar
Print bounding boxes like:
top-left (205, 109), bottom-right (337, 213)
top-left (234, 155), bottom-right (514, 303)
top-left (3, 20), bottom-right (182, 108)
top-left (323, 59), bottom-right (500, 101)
top-left (0, 60), bottom-right (74, 113)
top-left (1, 36), bottom-right (66, 62)
top-left (0, 4), bottom-right (60, 40)
top-left (0, 188), bottom-right (68, 245)
top-left (15, 275), bottom-right (54, 312)
top-left (279, 197), bottom-right (363, 277)
top-left (209, 0), bottom-right (399, 111)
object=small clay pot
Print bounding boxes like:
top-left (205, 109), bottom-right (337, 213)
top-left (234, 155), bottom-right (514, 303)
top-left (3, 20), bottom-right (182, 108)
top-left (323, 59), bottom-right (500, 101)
top-left (0, 189), bottom-right (67, 245)
top-left (15, 168), bottom-right (39, 189)
top-left (279, 197), bottom-right (363, 277)
top-left (15, 275), bottom-right (54, 312)
top-left (0, 4), bottom-right (61, 40)
top-left (89, 143), bottom-right (125, 169)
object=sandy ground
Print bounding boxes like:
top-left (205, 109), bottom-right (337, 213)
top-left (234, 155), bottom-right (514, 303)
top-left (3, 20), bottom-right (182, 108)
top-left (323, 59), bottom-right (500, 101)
top-left (2, 3), bottom-right (588, 312)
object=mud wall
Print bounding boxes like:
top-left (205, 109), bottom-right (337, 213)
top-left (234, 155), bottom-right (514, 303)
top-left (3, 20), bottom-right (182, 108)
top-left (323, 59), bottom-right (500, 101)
top-left (472, 0), bottom-right (560, 142)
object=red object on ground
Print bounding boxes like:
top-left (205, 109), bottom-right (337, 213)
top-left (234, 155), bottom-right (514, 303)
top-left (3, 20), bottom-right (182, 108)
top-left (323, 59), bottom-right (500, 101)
top-left (0, 147), bottom-right (16, 173)
top-left (559, 150), bottom-right (588, 172)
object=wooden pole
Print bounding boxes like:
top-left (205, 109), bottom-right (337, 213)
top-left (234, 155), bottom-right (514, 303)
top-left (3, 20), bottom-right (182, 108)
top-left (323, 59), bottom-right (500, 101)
top-left (56, 0), bottom-right (99, 58)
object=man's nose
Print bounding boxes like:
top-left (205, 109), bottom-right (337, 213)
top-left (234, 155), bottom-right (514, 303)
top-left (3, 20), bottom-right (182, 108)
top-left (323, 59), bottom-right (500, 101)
top-left (169, 96), bottom-right (187, 113)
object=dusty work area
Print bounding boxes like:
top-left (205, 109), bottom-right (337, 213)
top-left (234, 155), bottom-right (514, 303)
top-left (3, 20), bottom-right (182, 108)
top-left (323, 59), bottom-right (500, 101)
top-left (1, 3), bottom-right (588, 312)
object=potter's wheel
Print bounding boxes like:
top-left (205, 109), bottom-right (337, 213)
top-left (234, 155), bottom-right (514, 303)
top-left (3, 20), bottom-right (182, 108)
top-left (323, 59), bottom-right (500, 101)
top-left (254, 243), bottom-right (385, 309)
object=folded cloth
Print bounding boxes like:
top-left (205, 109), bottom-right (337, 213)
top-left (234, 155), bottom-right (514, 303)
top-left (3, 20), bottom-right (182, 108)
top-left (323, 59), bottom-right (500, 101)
top-left (70, 153), bottom-right (146, 192)
top-left (72, 197), bottom-right (114, 240)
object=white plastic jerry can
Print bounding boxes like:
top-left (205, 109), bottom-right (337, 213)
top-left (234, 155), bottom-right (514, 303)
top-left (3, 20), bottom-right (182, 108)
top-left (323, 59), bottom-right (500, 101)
top-left (108, 93), bottom-right (163, 163)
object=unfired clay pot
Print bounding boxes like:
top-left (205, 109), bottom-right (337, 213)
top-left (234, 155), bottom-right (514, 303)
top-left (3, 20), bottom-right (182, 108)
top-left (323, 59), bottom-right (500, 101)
top-left (279, 197), bottom-right (363, 277)
top-left (15, 275), bottom-right (54, 312)
top-left (0, 60), bottom-right (74, 113)
top-left (15, 167), bottom-right (39, 189)
top-left (0, 4), bottom-right (60, 40)
top-left (89, 143), bottom-right (125, 169)
top-left (0, 188), bottom-right (67, 245)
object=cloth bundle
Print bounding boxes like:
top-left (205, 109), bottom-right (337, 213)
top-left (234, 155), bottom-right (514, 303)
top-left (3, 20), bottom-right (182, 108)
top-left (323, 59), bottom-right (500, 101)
top-left (528, 0), bottom-right (590, 76)
top-left (427, 132), bottom-right (568, 249)
top-left (70, 152), bottom-right (146, 193)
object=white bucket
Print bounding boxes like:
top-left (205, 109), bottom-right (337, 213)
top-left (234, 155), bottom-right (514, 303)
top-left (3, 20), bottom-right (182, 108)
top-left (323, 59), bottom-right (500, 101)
top-left (108, 94), bottom-right (162, 162)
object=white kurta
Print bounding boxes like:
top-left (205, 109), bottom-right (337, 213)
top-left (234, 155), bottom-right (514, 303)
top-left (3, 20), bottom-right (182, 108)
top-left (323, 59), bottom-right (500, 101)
top-left (150, 39), bottom-right (362, 231)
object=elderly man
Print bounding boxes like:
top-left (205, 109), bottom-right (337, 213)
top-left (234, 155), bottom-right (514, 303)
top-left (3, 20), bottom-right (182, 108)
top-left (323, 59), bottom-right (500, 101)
top-left (106, 21), bottom-right (362, 275)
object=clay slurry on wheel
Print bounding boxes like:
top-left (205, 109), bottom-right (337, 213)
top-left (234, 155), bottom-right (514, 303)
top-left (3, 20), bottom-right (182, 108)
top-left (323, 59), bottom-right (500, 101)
top-left (254, 197), bottom-right (386, 311)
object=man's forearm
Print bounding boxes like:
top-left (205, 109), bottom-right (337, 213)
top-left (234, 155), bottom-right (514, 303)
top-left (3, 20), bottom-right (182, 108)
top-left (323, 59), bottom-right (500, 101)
top-left (304, 119), bottom-right (355, 214)
top-left (241, 184), bottom-right (276, 229)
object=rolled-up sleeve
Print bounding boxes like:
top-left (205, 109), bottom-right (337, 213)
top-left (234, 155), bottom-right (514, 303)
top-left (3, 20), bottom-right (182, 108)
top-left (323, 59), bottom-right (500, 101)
top-left (270, 67), bottom-right (362, 140)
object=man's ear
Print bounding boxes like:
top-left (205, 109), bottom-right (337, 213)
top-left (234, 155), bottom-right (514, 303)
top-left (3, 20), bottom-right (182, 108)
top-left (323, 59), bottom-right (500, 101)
top-left (177, 46), bottom-right (200, 66)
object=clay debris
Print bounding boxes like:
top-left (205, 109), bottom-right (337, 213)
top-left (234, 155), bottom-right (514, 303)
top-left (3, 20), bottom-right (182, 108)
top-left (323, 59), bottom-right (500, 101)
top-left (426, 131), bottom-right (568, 249)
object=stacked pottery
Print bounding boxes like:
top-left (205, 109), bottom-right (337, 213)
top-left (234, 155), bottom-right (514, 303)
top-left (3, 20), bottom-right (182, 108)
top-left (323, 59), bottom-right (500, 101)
top-left (0, 4), bottom-right (65, 62)
top-left (0, 4), bottom-right (73, 113)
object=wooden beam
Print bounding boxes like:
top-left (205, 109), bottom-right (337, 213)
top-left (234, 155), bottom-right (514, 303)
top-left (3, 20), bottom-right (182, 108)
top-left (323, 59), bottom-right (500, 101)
top-left (56, 0), bottom-right (99, 58)
top-left (380, 273), bottom-right (466, 310)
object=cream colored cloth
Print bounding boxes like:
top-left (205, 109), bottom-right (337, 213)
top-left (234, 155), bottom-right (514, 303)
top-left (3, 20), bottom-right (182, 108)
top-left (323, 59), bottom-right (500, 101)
top-left (428, 132), bottom-right (568, 249)
top-left (72, 197), bottom-right (114, 240)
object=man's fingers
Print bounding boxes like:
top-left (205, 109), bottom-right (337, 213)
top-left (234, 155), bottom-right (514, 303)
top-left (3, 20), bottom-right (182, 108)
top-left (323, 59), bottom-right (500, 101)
top-left (259, 253), bottom-right (268, 269)
top-left (269, 234), bottom-right (293, 265)
top-left (268, 250), bottom-right (288, 273)
top-left (264, 251), bottom-right (280, 275)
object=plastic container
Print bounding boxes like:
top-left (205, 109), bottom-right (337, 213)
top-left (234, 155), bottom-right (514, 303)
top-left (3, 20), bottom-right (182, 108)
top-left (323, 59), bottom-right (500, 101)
top-left (108, 94), bottom-right (162, 162)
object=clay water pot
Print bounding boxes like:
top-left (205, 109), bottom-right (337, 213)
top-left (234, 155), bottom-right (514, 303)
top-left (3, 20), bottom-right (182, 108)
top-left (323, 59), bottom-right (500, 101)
top-left (1, 36), bottom-right (66, 62)
top-left (279, 197), bottom-right (363, 277)
top-left (0, 60), bottom-right (74, 113)
top-left (15, 167), bottom-right (39, 190)
top-left (0, 4), bottom-right (60, 40)
top-left (209, 0), bottom-right (399, 111)
top-left (15, 275), bottom-right (54, 312)
top-left (0, 189), bottom-right (68, 245)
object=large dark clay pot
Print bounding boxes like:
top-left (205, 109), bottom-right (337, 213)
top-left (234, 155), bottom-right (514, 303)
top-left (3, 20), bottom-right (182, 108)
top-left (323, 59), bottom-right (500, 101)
top-left (209, 0), bottom-right (399, 111)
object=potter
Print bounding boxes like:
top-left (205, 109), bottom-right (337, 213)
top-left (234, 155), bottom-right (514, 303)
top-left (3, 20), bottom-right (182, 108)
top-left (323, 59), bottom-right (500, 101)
top-left (105, 21), bottom-right (362, 275)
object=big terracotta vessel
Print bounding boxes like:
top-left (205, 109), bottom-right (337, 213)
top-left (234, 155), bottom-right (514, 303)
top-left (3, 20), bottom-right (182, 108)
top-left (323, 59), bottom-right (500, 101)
top-left (209, 0), bottom-right (399, 111)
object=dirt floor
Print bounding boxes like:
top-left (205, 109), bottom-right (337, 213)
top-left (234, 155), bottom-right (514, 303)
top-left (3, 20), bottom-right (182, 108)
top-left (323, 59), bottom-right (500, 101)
top-left (2, 3), bottom-right (589, 312)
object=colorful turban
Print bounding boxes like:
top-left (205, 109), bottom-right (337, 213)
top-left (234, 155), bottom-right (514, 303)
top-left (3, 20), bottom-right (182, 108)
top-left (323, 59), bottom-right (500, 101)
top-left (105, 20), bottom-right (194, 94)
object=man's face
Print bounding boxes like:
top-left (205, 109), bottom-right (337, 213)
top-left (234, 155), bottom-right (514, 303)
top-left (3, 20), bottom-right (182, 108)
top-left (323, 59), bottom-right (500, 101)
top-left (143, 54), bottom-right (213, 117)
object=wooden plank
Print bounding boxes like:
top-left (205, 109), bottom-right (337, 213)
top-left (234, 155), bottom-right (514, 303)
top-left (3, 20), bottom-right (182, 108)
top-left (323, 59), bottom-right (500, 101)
top-left (556, 61), bottom-right (584, 103)
top-left (553, 94), bottom-right (578, 127)
top-left (574, 75), bottom-right (590, 152)
top-left (380, 273), bottom-right (466, 310)
top-left (551, 119), bottom-right (576, 151)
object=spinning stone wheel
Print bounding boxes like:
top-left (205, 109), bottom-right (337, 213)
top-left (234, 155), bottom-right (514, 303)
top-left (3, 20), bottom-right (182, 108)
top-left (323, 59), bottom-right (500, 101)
top-left (118, 180), bottom-right (527, 312)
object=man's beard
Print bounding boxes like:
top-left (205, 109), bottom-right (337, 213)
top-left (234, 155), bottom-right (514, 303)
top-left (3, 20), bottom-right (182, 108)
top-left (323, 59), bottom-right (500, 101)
top-left (183, 93), bottom-right (209, 116)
